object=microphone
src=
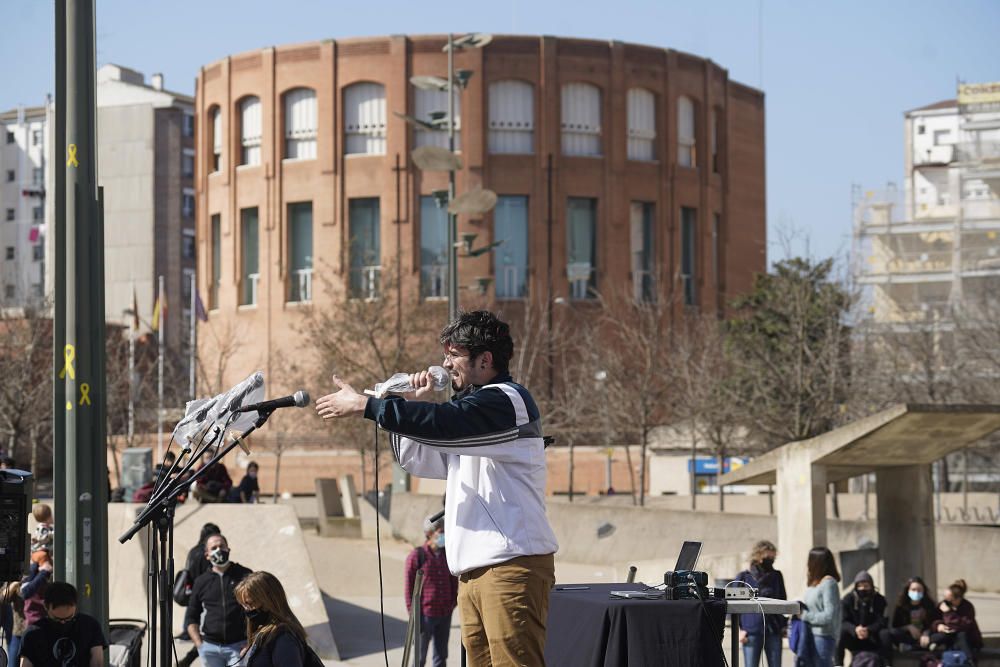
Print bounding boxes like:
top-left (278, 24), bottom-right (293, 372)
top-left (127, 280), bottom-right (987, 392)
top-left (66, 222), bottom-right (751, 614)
top-left (235, 390), bottom-right (310, 414)
top-left (195, 398), bottom-right (218, 422)
top-left (226, 374), bottom-right (265, 413)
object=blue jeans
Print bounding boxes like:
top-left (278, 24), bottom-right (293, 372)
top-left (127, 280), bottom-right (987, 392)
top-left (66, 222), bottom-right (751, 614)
top-left (744, 630), bottom-right (783, 667)
top-left (198, 640), bottom-right (246, 667)
top-left (811, 634), bottom-right (836, 667)
top-left (9, 634), bottom-right (21, 666)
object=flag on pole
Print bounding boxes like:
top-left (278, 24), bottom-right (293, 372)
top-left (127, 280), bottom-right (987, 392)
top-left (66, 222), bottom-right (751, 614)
top-left (195, 291), bottom-right (208, 322)
top-left (152, 293), bottom-right (166, 332)
top-left (131, 287), bottom-right (140, 331)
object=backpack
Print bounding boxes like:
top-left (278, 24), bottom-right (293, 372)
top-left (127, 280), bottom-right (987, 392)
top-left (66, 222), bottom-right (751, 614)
top-left (942, 651), bottom-right (972, 667)
top-left (851, 651), bottom-right (883, 667)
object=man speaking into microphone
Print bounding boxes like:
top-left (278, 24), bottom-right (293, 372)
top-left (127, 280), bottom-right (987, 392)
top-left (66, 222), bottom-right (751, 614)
top-left (316, 310), bottom-right (558, 667)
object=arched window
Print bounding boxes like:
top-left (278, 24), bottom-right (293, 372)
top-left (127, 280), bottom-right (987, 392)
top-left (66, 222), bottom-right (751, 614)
top-left (626, 88), bottom-right (655, 161)
top-left (413, 87), bottom-right (460, 150)
top-left (488, 80), bottom-right (534, 154)
top-left (677, 96), bottom-right (696, 167)
top-left (344, 82), bottom-right (386, 155)
top-left (209, 106), bottom-right (222, 172)
top-left (284, 88), bottom-right (317, 160)
top-left (238, 96), bottom-right (262, 166)
top-left (561, 83), bottom-right (602, 157)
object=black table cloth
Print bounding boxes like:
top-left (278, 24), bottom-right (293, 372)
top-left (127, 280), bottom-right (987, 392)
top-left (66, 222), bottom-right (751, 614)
top-left (545, 583), bottom-right (727, 667)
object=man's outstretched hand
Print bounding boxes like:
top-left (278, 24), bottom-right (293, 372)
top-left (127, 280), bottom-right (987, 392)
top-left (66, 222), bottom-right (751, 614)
top-left (316, 375), bottom-right (368, 420)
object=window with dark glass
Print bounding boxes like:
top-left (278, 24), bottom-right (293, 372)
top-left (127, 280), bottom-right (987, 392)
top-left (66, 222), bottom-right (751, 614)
top-left (630, 202), bottom-right (655, 302)
top-left (182, 229), bottom-right (196, 260)
top-left (349, 198), bottom-right (380, 299)
top-left (494, 196), bottom-right (528, 299)
top-left (567, 198), bottom-right (597, 299)
top-left (240, 208), bottom-right (259, 306)
top-left (210, 214), bottom-right (221, 308)
top-left (681, 206), bottom-right (697, 306)
top-left (288, 202), bottom-right (313, 302)
top-left (420, 196), bottom-right (448, 298)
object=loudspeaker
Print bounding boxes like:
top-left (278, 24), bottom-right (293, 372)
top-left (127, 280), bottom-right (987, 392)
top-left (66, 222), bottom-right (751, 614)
top-left (0, 469), bottom-right (33, 582)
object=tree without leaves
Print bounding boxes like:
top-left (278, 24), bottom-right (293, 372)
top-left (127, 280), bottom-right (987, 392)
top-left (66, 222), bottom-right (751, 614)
top-left (0, 306), bottom-right (53, 472)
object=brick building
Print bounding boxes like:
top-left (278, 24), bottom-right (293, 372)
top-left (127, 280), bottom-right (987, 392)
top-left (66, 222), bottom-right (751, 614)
top-left (195, 34), bottom-right (765, 391)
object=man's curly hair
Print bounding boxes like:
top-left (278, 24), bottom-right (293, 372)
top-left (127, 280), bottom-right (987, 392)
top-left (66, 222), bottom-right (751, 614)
top-left (439, 310), bottom-right (514, 374)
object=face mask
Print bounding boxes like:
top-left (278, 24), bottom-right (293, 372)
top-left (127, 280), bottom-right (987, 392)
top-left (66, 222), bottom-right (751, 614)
top-left (857, 588), bottom-right (873, 598)
top-left (209, 547), bottom-right (230, 566)
top-left (244, 608), bottom-right (270, 625)
top-left (435, 534), bottom-right (446, 548)
top-left (248, 472), bottom-right (258, 479)
top-left (908, 590), bottom-right (924, 602)
top-left (759, 558), bottom-right (774, 571)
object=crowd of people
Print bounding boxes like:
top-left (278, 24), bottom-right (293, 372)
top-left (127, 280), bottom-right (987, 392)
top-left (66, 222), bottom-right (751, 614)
top-left (734, 541), bottom-right (985, 667)
top-left (120, 455), bottom-right (261, 505)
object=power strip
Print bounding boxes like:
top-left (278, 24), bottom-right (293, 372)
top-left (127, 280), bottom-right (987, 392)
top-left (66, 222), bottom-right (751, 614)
top-left (725, 587), bottom-right (754, 599)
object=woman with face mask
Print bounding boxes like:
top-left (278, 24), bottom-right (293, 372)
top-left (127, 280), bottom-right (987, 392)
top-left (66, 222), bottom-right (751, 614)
top-left (234, 571), bottom-right (313, 667)
top-left (889, 576), bottom-right (942, 652)
top-left (733, 540), bottom-right (787, 667)
top-left (229, 461), bottom-right (261, 503)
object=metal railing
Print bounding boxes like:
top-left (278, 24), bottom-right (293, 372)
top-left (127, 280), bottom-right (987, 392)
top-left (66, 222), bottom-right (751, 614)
top-left (349, 265), bottom-right (381, 300)
top-left (955, 141), bottom-right (1000, 163)
top-left (862, 250), bottom-right (953, 276)
top-left (496, 264), bottom-right (527, 300)
top-left (421, 264), bottom-right (447, 299)
top-left (290, 268), bottom-right (312, 302)
top-left (567, 262), bottom-right (595, 300)
top-left (632, 269), bottom-right (655, 302)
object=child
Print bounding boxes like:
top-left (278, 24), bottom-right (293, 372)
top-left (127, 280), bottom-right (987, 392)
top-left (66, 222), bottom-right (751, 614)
top-left (30, 503), bottom-right (54, 557)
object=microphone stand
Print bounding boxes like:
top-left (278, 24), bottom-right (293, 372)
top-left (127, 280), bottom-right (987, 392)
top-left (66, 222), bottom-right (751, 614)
top-left (119, 408), bottom-right (276, 667)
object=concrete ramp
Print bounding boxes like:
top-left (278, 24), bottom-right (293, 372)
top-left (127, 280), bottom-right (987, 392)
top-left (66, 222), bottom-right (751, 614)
top-left (108, 503), bottom-right (340, 660)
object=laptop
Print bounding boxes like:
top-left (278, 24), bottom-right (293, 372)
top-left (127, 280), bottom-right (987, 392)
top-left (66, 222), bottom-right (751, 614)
top-left (673, 540), bottom-right (702, 571)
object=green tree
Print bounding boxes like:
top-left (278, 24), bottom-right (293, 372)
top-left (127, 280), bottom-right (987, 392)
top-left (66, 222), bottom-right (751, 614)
top-left (727, 257), bottom-right (851, 447)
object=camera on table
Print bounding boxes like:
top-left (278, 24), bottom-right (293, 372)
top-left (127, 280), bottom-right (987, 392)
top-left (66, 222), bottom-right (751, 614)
top-left (663, 570), bottom-right (710, 600)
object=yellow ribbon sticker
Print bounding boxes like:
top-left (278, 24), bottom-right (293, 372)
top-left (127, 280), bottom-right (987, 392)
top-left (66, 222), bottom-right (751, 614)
top-left (79, 383), bottom-right (91, 406)
top-left (66, 144), bottom-right (79, 168)
top-left (85, 583), bottom-right (92, 597)
top-left (59, 344), bottom-right (76, 380)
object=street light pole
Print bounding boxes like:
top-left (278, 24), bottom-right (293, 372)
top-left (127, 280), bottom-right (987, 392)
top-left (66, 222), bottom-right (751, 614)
top-left (447, 33), bottom-right (458, 322)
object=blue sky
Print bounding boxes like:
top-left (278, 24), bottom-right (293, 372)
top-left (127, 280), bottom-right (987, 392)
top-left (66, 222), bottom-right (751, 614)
top-left (2, 0), bottom-right (998, 264)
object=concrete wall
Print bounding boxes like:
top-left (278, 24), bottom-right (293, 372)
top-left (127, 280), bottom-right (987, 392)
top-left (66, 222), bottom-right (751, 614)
top-left (389, 492), bottom-right (1000, 594)
top-left (107, 503), bottom-right (339, 659)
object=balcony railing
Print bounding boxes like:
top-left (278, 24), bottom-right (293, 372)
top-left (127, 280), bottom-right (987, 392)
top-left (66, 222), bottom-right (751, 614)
top-left (955, 141), bottom-right (1000, 163)
top-left (496, 264), bottom-right (527, 300)
top-left (242, 273), bottom-right (259, 306)
top-left (632, 269), bottom-right (655, 303)
top-left (290, 268), bottom-right (312, 302)
top-left (421, 264), bottom-right (447, 299)
top-left (863, 250), bottom-right (953, 276)
top-left (567, 262), bottom-right (595, 300)
top-left (350, 265), bottom-right (381, 300)
top-left (914, 144), bottom-right (955, 166)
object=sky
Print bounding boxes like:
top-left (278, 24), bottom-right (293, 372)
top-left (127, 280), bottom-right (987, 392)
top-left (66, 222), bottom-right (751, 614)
top-left (2, 0), bottom-right (998, 265)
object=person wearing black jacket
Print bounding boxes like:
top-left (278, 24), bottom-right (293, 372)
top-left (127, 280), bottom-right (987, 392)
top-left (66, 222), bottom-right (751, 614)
top-left (734, 540), bottom-right (787, 667)
top-left (176, 522), bottom-right (221, 667)
top-left (836, 570), bottom-right (891, 666)
top-left (184, 534), bottom-right (252, 667)
top-left (889, 576), bottom-right (942, 652)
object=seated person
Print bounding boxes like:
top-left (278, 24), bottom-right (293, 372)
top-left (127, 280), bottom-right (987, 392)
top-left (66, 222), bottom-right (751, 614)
top-left (889, 576), bottom-right (942, 651)
top-left (227, 462), bottom-right (260, 504)
top-left (193, 461), bottom-right (232, 503)
top-left (19, 581), bottom-right (107, 667)
top-left (836, 571), bottom-right (891, 666)
top-left (934, 579), bottom-right (982, 658)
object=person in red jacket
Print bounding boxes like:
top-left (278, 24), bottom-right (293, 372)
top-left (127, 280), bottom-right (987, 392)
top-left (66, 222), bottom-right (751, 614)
top-left (404, 516), bottom-right (458, 667)
top-left (934, 579), bottom-right (983, 658)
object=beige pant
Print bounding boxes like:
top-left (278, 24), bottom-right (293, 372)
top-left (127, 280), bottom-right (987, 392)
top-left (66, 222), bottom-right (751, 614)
top-left (458, 553), bottom-right (556, 667)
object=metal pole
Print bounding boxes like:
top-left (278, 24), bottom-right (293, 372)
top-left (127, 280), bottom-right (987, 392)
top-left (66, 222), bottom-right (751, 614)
top-left (128, 282), bottom-right (135, 443)
top-left (546, 154), bottom-right (554, 400)
top-left (189, 271), bottom-right (196, 399)
top-left (447, 33), bottom-right (458, 323)
top-left (55, 0), bottom-right (108, 628)
top-left (157, 273), bottom-right (164, 460)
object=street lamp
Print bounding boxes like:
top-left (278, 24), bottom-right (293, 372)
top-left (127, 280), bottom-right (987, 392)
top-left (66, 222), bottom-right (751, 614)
top-left (397, 33), bottom-right (496, 321)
